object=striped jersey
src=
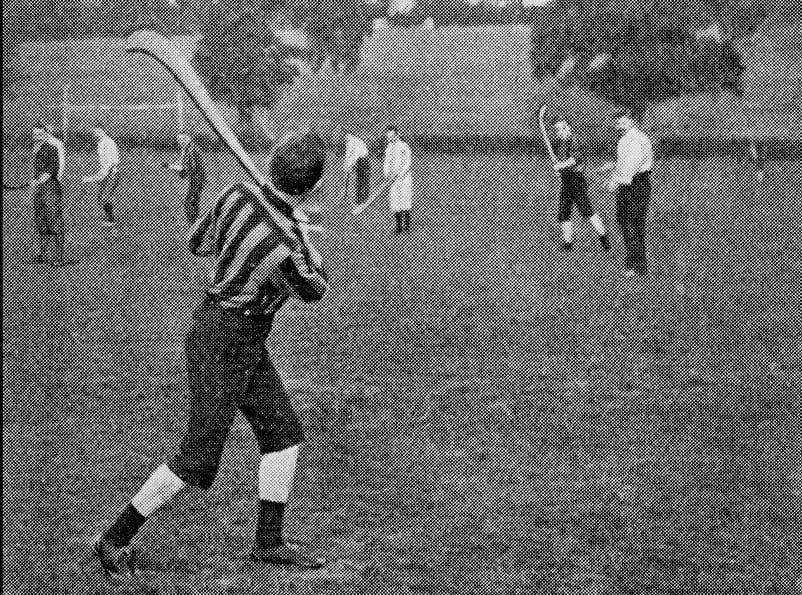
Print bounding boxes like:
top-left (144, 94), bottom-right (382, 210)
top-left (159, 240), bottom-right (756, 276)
top-left (552, 137), bottom-right (585, 175)
top-left (188, 183), bottom-right (329, 315)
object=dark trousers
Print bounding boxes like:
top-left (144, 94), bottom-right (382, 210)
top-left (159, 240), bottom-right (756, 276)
top-left (98, 168), bottom-right (120, 222)
top-left (353, 156), bottom-right (370, 205)
top-left (394, 211), bottom-right (411, 234)
top-left (184, 178), bottom-right (205, 223)
top-left (615, 172), bottom-right (651, 275)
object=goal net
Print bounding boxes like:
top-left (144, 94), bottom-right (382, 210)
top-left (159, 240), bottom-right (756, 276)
top-left (59, 76), bottom-right (184, 147)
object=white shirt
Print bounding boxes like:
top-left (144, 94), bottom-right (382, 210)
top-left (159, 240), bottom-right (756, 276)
top-left (343, 134), bottom-right (368, 172)
top-left (48, 136), bottom-right (65, 180)
top-left (96, 135), bottom-right (120, 178)
top-left (383, 139), bottom-right (411, 179)
top-left (613, 127), bottom-right (654, 185)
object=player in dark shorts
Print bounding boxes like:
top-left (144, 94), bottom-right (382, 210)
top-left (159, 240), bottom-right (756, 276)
top-left (551, 118), bottom-right (610, 252)
top-left (164, 132), bottom-right (206, 223)
top-left (92, 131), bottom-right (330, 578)
top-left (30, 123), bottom-right (71, 267)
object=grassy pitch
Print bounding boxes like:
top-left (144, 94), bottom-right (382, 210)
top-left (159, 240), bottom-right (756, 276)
top-left (3, 151), bottom-right (801, 594)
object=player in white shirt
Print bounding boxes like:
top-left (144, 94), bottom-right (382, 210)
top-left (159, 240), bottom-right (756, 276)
top-left (342, 132), bottom-right (370, 206)
top-left (383, 126), bottom-right (413, 234)
top-left (83, 126), bottom-right (120, 227)
top-left (606, 110), bottom-right (654, 277)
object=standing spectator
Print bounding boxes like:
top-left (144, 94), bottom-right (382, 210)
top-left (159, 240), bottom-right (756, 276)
top-left (342, 131), bottom-right (370, 206)
top-left (607, 110), bottom-right (654, 278)
top-left (164, 133), bottom-right (206, 223)
top-left (383, 126), bottom-right (413, 234)
top-left (82, 125), bottom-right (120, 227)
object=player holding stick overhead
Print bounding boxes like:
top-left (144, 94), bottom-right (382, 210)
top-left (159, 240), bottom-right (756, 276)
top-left (606, 110), bottom-right (654, 278)
top-left (82, 125), bottom-right (120, 227)
top-left (550, 118), bottom-right (610, 252)
top-left (163, 132), bottom-right (206, 223)
top-left (30, 123), bottom-right (71, 267)
top-left (92, 131), bottom-right (329, 578)
top-left (383, 126), bottom-right (413, 235)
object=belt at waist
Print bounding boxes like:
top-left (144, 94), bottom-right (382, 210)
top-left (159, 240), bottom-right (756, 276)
top-left (203, 293), bottom-right (283, 319)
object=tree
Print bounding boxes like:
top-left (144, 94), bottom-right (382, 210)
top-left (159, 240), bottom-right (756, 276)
top-left (293, 0), bottom-right (374, 73)
top-left (193, 4), bottom-right (300, 129)
top-left (529, 0), bottom-right (767, 117)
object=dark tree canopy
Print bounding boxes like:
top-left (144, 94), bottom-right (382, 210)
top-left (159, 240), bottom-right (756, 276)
top-left (193, 5), bottom-right (300, 127)
top-left (530, 0), bottom-right (767, 116)
top-left (292, 0), bottom-right (374, 73)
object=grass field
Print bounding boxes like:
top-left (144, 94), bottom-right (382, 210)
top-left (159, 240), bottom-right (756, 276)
top-left (4, 21), bottom-right (802, 144)
top-left (3, 150), bottom-right (801, 594)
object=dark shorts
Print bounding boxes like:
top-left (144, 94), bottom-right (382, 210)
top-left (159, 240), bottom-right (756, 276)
top-left (34, 180), bottom-right (64, 235)
top-left (169, 298), bottom-right (304, 490)
top-left (558, 172), bottom-right (593, 221)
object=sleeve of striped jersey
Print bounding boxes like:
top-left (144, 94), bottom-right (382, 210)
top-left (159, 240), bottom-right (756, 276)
top-left (278, 249), bottom-right (330, 302)
top-left (188, 207), bottom-right (217, 256)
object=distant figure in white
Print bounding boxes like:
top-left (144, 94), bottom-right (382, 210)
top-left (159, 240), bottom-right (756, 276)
top-left (83, 125), bottom-right (121, 227)
top-left (383, 126), bottom-right (413, 235)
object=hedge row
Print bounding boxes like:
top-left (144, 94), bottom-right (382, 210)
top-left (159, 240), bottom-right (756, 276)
top-left (4, 131), bottom-right (800, 161)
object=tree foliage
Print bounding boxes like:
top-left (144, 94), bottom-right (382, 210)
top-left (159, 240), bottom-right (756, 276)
top-left (291, 0), bottom-right (374, 73)
top-left (530, 0), bottom-right (767, 115)
top-left (193, 4), bottom-right (300, 127)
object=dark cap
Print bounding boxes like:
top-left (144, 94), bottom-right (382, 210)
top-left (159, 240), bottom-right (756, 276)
top-left (268, 131), bottom-right (327, 198)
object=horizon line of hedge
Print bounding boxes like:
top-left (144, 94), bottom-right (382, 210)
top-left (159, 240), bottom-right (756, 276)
top-left (3, 132), bottom-right (799, 160)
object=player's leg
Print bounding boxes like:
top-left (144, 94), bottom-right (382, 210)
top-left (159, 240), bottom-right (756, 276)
top-left (94, 304), bottom-right (242, 575)
top-left (616, 186), bottom-right (637, 275)
top-left (631, 175), bottom-right (651, 276)
top-left (357, 157), bottom-right (370, 205)
top-left (240, 348), bottom-right (324, 568)
top-left (573, 174), bottom-right (610, 251)
top-left (558, 176), bottom-right (574, 251)
top-left (184, 182), bottom-right (200, 223)
top-left (33, 191), bottom-right (50, 262)
top-left (403, 210), bottom-right (411, 232)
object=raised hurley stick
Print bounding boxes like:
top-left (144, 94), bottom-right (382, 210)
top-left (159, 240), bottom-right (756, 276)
top-left (125, 30), bottom-right (324, 244)
top-left (352, 168), bottom-right (408, 216)
top-left (538, 104), bottom-right (560, 178)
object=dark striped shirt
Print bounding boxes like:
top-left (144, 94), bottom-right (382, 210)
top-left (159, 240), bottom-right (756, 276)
top-left (188, 183), bottom-right (328, 314)
top-left (553, 137), bottom-right (585, 174)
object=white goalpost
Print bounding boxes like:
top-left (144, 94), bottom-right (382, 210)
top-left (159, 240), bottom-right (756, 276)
top-left (58, 76), bottom-right (185, 148)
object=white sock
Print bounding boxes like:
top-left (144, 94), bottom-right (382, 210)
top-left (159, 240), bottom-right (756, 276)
top-left (258, 445), bottom-right (299, 502)
top-left (131, 464), bottom-right (186, 517)
top-left (561, 221), bottom-right (573, 244)
top-left (589, 213), bottom-right (606, 236)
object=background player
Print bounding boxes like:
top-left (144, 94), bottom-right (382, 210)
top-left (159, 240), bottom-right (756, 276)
top-left (342, 130), bottom-right (370, 206)
top-left (606, 110), bottom-right (654, 278)
top-left (30, 123), bottom-right (70, 267)
top-left (383, 126), bottom-right (413, 234)
top-left (92, 131), bottom-right (330, 577)
top-left (163, 132), bottom-right (206, 223)
top-left (82, 125), bottom-right (120, 227)
top-left (551, 118), bottom-right (610, 252)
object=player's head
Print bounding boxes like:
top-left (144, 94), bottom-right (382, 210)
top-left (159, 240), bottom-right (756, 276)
top-left (177, 132), bottom-right (191, 147)
top-left (613, 109), bottom-right (636, 133)
top-left (552, 118), bottom-right (572, 140)
top-left (44, 124), bottom-right (57, 139)
top-left (32, 123), bottom-right (47, 143)
top-left (267, 130), bottom-right (327, 204)
top-left (92, 125), bottom-right (107, 140)
top-left (386, 125), bottom-right (399, 143)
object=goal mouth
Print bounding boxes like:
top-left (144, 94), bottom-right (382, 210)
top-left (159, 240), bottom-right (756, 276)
top-left (54, 76), bottom-right (186, 148)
